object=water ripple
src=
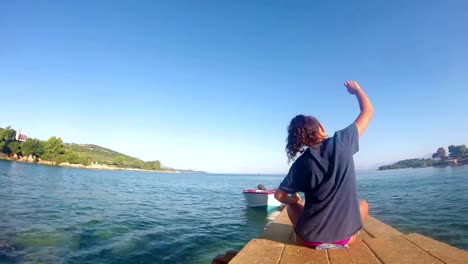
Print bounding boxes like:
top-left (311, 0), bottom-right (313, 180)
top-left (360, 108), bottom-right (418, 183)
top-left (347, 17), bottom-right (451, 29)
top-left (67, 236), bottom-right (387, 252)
top-left (1, 161), bottom-right (467, 263)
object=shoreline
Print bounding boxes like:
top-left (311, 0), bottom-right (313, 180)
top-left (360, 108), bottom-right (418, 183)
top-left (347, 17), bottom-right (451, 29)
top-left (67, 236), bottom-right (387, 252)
top-left (378, 163), bottom-right (468, 171)
top-left (0, 154), bottom-right (180, 173)
top-left (379, 155), bottom-right (468, 171)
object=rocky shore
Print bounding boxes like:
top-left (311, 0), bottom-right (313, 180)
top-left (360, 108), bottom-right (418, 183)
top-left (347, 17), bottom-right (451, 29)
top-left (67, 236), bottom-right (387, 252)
top-left (0, 153), bottom-right (178, 173)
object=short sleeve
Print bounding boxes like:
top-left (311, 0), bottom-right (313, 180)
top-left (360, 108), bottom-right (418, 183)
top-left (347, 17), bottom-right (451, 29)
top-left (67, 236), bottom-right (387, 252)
top-left (278, 162), bottom-right (305, 194)
top-left (336, 123), bottom-right (359, 154)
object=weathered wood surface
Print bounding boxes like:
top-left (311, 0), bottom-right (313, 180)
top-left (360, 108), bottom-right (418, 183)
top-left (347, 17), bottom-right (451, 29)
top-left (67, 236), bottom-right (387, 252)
top-left (363, 216), bottom-right (402, 238)
top-left (405, 233), bottom-right (468, 264)
top-left (229, 208), bottom-right (468, 264)
top-left (364, 236), bottom-right (442, 264)
top-left (229, 239), bottom-right (284, 264)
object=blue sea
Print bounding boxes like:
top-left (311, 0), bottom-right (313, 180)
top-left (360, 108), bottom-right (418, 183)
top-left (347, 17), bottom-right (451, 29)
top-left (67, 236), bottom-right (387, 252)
top-left (0, 160), bottom-right (467, 263)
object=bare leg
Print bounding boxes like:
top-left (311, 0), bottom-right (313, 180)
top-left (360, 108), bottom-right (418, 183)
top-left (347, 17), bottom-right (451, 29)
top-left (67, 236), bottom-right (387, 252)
top-left (286, 202), bottom-right (305, 244)
top-left (359, 199), bottom-right (369, 223)
top-left (348, 200), bottom-right (369, 245)
top-left (286, 201), bottom-right (304, 227)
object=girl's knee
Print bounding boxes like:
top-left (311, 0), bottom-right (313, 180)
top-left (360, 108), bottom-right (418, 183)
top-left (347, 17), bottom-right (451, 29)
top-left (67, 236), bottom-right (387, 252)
top-left (359, 200), bottom-right (369, 223)
top-left (359, 200), bottom-right (368, 211)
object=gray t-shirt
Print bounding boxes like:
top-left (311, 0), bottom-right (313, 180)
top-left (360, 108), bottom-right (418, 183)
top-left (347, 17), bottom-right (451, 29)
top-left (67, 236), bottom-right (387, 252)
top-left (279, 123), bottom-right (362, 242)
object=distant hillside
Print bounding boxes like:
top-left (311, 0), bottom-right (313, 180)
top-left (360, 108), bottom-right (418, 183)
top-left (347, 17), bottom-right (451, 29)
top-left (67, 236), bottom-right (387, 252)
top-left (65, 143), bottom-right (206, 172)
top-left (62, 142), bottom-right (163, 170)
top-left (1, 126), bottom-right (205, 172)
top-left (0, 126), bottom-right (157, 171)
top-left (65, 143), bottom-right (140, 165)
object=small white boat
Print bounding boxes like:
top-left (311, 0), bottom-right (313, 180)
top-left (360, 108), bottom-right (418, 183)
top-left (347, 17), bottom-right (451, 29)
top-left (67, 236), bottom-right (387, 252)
top-left (242, 189), bottom-right (282, 207)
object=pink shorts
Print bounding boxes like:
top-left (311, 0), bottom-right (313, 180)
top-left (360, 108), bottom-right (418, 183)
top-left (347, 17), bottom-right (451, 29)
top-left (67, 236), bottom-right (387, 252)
top-left (303, 237), bottom-right (351, 248)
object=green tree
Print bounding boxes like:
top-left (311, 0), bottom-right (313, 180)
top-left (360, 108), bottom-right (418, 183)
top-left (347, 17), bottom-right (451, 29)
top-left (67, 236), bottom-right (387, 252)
top-left (0, 142), bottom-right (5, 153)
top-left (0, 126), bottom-right (16, 142)
top-left (448, 145), bottom-right (466, 158)
top-left (432, 147), bottom-right (447, 160)
top-left (22, 138), bottom-right (45, 161)
top-left (7, 141), bottom-right (21, 156)
top-left (66, 152), bottom-right (81, 164)
top-left (0, 126), bottom-right (17, 154)
top-left (131, 160), bottom-right (144, 169)
top-left (144, 160), bottom-right (161, 170)
top-left (54, 154), bottom-right (67, 165)
top-left (112, 156), bottom-right (125, 167)
top-left (43, 136), bottom-right (65, 161)
top-left (64, 152), bottom-right (91, 166)
top-left (79, 155), bottom-right (92, 166)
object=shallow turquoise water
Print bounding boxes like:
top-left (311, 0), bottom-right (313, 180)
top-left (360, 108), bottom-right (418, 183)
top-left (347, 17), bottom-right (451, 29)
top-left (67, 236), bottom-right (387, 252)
top-left (0, 160), bottom-right (467, 263)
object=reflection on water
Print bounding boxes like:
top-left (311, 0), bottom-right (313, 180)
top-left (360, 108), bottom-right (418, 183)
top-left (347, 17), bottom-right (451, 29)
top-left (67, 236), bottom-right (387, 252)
top-left (1, 161), bottom-right (467, 263)
top-left (0, 161), bottom-right (289, 263)
top-left (245, 206), bottom-right (269, 222)
top-left (245, 206), bottom-right (281, 223)
top-left (243, 206), bottom-right (283, 236)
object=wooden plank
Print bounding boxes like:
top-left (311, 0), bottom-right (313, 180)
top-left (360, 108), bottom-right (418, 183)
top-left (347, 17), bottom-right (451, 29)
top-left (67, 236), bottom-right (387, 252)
top-left (274, 209), bottom-right (292, 225)
top-left (363, 217), bottom-right (402, 238)
top-left (279, 244), bottom-right (328, 264)
top-left (359, 229), bottom-right (373, 240)
top-left (364, 236), bottom-right (443, 264)
top-left (347, 239), bottom-right (381, 264)
top-left (328, 248), bottom-right (352, 264)
top-left (260, 222), bottom-right (294, 244)
top-left (229, 239), bottom-right (284, 264)
top-left (231, 211), bottom-right (466, 264)
top-left (405, 233), bottom-right (468, 264)
top-left (363, 216), bottom-right (379, 226)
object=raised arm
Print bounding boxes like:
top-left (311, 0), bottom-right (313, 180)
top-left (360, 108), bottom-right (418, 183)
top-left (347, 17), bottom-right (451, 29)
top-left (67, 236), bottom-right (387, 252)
top-left (344, 80), bottom-right (374, 137)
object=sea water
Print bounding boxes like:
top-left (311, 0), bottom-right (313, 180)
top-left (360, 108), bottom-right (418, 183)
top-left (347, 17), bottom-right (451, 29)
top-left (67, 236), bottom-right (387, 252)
top-left (0, 160), bottom-right (466, 263)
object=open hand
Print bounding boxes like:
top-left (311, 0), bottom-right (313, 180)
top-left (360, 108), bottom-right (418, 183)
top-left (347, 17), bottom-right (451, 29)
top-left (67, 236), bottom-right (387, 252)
top-left (344, 80), bottom-right (362, 95)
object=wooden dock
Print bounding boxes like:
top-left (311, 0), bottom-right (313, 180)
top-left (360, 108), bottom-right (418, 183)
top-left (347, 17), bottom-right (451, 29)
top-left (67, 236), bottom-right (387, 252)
top-left (229, 208), bottom-right (468, 264)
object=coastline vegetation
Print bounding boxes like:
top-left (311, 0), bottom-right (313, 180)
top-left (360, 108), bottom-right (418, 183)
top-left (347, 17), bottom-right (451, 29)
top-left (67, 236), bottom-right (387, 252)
top-left (379, 145), bottom-right (468, 170)
top-left (0, 126), bottom-right (163, 171)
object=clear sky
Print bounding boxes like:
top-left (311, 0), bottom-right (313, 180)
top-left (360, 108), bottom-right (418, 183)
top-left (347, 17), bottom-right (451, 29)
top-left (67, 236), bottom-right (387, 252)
top-left (1, 1), bottom-right (467, 173)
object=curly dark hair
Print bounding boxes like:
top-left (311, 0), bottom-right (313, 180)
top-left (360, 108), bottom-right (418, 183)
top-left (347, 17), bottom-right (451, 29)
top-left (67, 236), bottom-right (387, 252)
top-left (286, 115), bottom-right (326, 162)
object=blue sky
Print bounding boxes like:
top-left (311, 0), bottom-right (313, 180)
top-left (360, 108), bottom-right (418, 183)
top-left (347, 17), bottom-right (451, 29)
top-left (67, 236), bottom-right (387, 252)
top-left (1, 1), bottom-right (467, 173)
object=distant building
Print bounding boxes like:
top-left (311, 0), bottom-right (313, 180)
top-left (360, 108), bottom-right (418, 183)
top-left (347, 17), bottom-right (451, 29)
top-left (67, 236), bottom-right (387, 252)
top-left (15, 130), bottom-right (28, 142)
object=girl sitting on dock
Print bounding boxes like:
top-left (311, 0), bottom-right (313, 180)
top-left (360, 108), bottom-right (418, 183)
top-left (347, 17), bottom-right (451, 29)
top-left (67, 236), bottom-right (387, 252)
top-left (274, 80), bottom-right (373, 248)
